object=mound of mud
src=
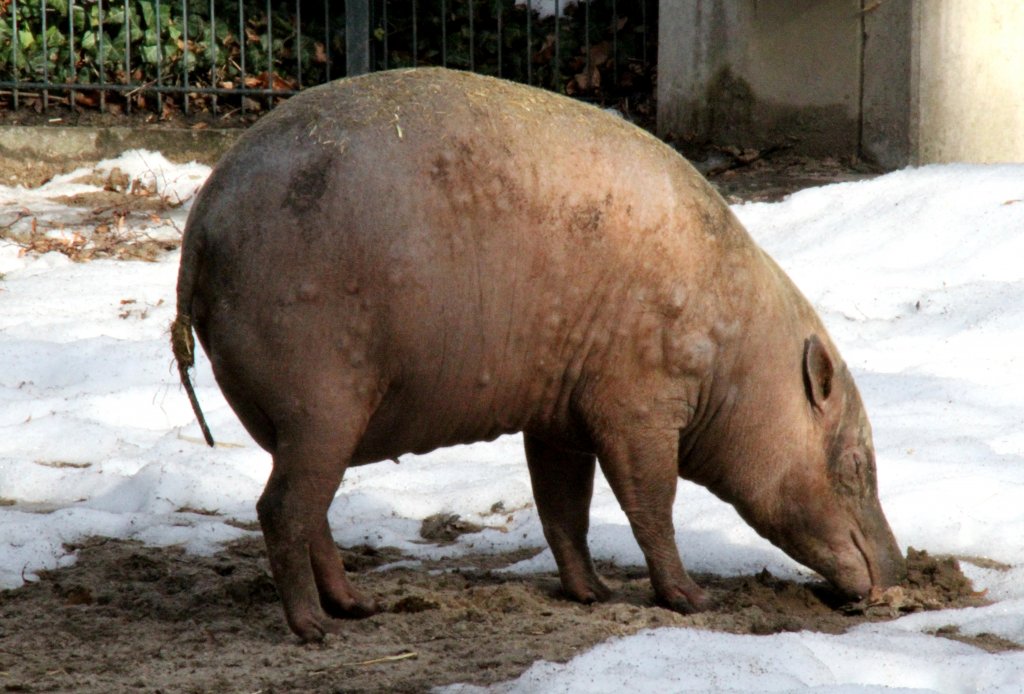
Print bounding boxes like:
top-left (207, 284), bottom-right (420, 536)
top-left (0, 539), bottom-right (1006, 693)
top-left (842, 548), bottom-right (987, 618)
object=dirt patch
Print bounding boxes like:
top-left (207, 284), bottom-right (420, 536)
top-left (703, 152), bottom-right (881, 203)
top-left (0, 153), bottom-right (85, 189)
top-left (0, 537), bottom-right (1000, 693)
top-left (929, 625), bottom-right (1023, 654)
top-left (1, 160), bottom-right (187, 262)
top-left (0, 102), bottom-right (258, 131)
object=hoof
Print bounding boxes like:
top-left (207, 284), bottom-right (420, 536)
top-left (655, 585), bottom-right (712, 614)
top-left (562, 575), bottom-right (612, 604)
top-left (322, 593), bottom-right (379, 620)
top-left (287, 610), bottom-right (339, 643)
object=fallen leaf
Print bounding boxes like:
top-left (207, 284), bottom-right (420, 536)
top-left (314, 41), bottom-right (328, 64)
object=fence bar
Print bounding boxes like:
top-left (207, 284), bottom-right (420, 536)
top-left (526, 0), bottom-right (532, 85)
top-left (584, 0), bottom-right (590, 95)
top-left (39, 0), bottom-right (48, 111)
top-left (346, 0), bottom-right (370, 76)
top-left (642, 0), bottom-right (648, 67)
top-left (382, 0), bottom-right (388, 69)
top-left (265, 0), bottom-right (271, 107)
top-left (238, 1), bottom-right (245, 114)
top-left (612, 0), bottom-right (618, 90)
top-left (323, 2), bottom-right (330, 81)
top-left (496, 0), bottom-right (502, 77)
top-left (441, 0), bottom-right (446, 67)
top-left (180, 0), bottom-right (188, 114)
top-left (124, 0), bottom-right (131, 113)
top-left (295, 0), bottom-right (301, 89)
top-left (411, 0), bottom-right (417, 67)
top-left (11, 0), bottom-right (18, 109)
top-left (208, 0), bottom-right (217, 113)
top-left (98, 0), bottom-right (106, 112)
top-left (67, 0), bottom-right (74, 111)
top-left (467, 0), bottom-right (473, 72)
top-left (554, 0), bottom-right (559, 90)
top-left (155, 0), bottom-right (163, 114)
top-left (40, 0), bottom-right (48, 111)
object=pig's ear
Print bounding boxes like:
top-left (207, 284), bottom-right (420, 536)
top-left (803, 334), bottom-right (834, 410)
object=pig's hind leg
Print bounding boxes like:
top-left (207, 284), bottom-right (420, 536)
top-left (524, 434), bottom-right (611, 603)
top-left (256, 395), bottom-right (378, 641)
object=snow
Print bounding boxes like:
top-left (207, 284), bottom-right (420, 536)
top-left (446, 627), bottom-right (1024, 693)
top-left (2, 152), bottom-right (1023, 692)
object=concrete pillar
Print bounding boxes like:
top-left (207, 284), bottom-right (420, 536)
top-left (861, 0), bottom-right (914, 169)
top-left (912, 0), bottom-right (1024, 163)
top-left (346, 0), bottom-right (371, 77)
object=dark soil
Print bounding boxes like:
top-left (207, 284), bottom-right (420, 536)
top-left (0, 101), bottom-right (259, 131)
top-left (702, 151), bottom-right (882, 203)
top-left (0, 535), bottom-right (1003, 694)
top-left (0, 153), bottom-right (84, 189)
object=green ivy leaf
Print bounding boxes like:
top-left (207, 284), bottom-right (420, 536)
top-left (50, 0), bottom-right (70, 17)
top-left (44, 24), bottom-right (64, 49)
top-left (72, 5), bottom-right (86, 32)
top-left (139, 0), bottom-right (155, 28)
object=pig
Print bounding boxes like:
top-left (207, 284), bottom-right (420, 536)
top-left (172, 67), bottom-right (905, 641)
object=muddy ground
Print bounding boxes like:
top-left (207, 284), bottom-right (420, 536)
top-left (0, 534), bottom-right (1005, 694)
top-left (1, 151), bottom-right (1011, 693)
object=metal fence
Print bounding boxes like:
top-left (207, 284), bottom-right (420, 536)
top-left (0, 0), bottom-right (656, 119)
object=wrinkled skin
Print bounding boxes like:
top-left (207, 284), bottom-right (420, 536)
top-left (175, 68), bottom-right (905, 641)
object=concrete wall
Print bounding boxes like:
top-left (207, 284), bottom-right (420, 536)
top-left (0, 125), bottom-right (236, 166)
top-left (658, 0), bottom-right (1024, 166)
top-left (658, 0), bottom-right (863, 156)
